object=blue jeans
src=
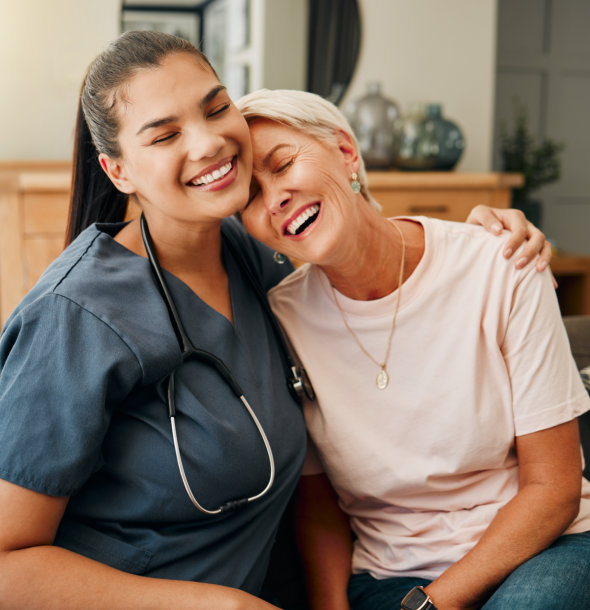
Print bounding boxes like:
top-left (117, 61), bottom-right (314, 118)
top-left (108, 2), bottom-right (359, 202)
top-left (348, 531), bottom-right (590, 609)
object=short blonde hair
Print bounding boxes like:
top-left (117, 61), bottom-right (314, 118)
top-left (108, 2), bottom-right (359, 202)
top-left (236, 89), bottom-right (380, 211)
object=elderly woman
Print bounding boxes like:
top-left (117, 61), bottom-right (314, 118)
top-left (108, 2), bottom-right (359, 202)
top-left (237, 89), bottom-right (590, 610)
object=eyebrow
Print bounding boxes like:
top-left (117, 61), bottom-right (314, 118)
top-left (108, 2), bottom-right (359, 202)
top-left (135, 85), bottom-right (227, 136)
top-left (260, 143), bottom-right (292, 167)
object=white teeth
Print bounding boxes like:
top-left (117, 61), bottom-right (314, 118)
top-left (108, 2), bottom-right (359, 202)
top-left (287, 204), bottom-right (320, 235)
top-left (191, 161), bottom-right (232, 186)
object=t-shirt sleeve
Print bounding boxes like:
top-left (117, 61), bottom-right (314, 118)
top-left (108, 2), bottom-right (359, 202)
top-left (502, 265), bottom-right (590, 436)
top-left (0, 295), bottom-right (142, 496)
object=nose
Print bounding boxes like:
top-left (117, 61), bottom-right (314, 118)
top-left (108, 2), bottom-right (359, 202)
top-left (186, 124), bottom-right (224, 161)
top-left (261, 184), bottom-right (290, 215)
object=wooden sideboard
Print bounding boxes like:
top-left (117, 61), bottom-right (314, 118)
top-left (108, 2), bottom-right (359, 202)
top-left (367, 171), bottom-right (523, 220)
top-left (550, 254), bottom-right (590, 317)
top-left (0, 166), bottom-right (588, 323)
top-left (0, 166), bottom-right (71, 325)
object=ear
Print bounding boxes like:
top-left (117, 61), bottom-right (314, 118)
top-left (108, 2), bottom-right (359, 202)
top-left (335, 130), bottom-right (361, 174)
top-left (98, 153), bottom-right (136, 195)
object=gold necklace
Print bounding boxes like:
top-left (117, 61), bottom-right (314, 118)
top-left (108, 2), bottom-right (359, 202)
top-left (330, 219), bottom-right (406, 390)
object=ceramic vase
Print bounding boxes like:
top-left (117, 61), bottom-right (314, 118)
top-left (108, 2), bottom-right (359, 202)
top-left (423, 103), bottom-right (465, 170)
top-left (393, 102), bottom-right (465, 171)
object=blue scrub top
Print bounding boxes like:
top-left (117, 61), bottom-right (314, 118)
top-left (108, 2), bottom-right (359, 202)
top-left (0, 218), bottom-right (306, 594)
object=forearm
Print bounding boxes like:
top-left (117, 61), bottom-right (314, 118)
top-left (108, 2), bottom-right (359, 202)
top-left (0, 545), bottom-right (276, 610)
top-left (425, 482), bottom-right (580, 609)
top-left (295, 474), bottom-right (353, 610)
top-left (297, 522), bottom-right (352, 610)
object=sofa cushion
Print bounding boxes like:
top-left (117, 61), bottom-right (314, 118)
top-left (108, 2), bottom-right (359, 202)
top-left (563, 316), bottom-right (590, 479)
top-left (563, 316), bottom-right (590, 371)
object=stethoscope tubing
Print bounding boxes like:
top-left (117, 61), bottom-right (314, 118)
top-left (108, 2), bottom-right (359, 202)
top-left (140, 214), bottom-right (276, 515)
top-left (169, 393), bottom-right (276, 515)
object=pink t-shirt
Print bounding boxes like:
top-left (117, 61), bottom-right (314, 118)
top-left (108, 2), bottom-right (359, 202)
top-left (268, 217), bottom-right (590, 580)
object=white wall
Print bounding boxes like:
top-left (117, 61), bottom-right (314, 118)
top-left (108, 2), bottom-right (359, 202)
top-left (1, 0), bottom-right (496, 170)
top-left (0, 0), bottom-right (121, 160)
top-left (343, 0), bottom-right (498, 171)
top-left (257, 0), bottom-right (307, 91)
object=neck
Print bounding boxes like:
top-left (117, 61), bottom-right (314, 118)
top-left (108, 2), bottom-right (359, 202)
top-left (322, 212), bottom-right (420, 301)
top-left (115, 210), bottom-right (233, 322)
top-left (117, 211), bottom-right (225, 276)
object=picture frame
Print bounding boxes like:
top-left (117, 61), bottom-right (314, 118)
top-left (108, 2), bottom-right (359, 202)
top-left (121, 5), bottom-right (201, 47)
top-left (120, 0), bottom-right (252, 98)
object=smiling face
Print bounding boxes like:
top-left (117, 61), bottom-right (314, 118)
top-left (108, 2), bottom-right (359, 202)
top-left (101, 52), bottom-right (252, 226)
top-left (241, 119), bottom-right (361, 265)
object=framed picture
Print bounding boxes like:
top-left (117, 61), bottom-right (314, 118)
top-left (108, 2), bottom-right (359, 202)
top-left (120, 0), bottom-right (252, 97)
top-left (121, 6), bottom-right (200, 47)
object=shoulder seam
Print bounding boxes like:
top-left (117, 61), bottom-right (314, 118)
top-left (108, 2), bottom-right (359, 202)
top-left (52, 230), bottom-right (103, 294)
top-left (22, 292), bottom-right (145, 380)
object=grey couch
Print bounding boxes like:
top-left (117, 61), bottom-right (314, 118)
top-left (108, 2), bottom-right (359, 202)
top-left (563, 316), bottom-right (590, 479)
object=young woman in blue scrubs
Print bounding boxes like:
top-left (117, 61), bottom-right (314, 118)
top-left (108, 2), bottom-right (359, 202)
top-left (0, 31), bottom-right (549, 608)
top-left (0, 31), bottom-right (305, 608)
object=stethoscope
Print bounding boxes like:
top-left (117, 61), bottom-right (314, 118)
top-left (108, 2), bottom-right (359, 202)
top-left (140, 214), bottom-right (314, 515)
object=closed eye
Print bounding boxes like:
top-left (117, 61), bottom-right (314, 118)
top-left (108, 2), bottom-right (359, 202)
top-left (209, 103), bottom-right (230, 118)
top-left (152, 133), bottom-right (178, 145)
top-left (275, 158), bottom-right (293, 173)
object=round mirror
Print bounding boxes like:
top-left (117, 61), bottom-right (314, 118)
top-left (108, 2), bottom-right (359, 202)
top-left (307, 0), bottom-right (361, 104)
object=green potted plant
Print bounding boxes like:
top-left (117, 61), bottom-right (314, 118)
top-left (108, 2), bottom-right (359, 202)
top-left (499, 99), bottom-right (564, 228)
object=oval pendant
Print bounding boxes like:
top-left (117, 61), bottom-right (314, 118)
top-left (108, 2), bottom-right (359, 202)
top-left (376, 368), bottom-right (389, 390)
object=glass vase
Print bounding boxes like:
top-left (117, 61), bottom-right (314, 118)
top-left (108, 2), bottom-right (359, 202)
top-left (346, 82), bottom-right (400, 170)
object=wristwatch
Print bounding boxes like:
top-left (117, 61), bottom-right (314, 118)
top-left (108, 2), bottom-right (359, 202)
top-left (401, 586), bottom-right (437, 610)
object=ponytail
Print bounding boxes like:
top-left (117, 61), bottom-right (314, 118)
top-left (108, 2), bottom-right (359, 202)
top-left (65, 97), bottom-right (128, 246)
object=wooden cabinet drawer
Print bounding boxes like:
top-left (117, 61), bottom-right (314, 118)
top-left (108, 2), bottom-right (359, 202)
top-left (367, 171), bottom-right (522, 222)
top-left (373, 190), bottom-right (499, 221)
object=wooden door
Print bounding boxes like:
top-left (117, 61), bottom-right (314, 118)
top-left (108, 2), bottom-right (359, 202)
top-left (494, 0), bottom-right (590, 255)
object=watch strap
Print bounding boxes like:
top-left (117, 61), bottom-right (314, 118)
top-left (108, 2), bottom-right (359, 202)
top-left (400, 585), bottom-right (437, 610)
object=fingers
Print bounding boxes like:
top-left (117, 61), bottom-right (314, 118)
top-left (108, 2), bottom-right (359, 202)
top-left (465, 204), bottom-right (503, 235)
top-left (535, 239), bottom-right (553, 272)
top-left (504, 221), bottom-right (546, 268)
top-left (465, 205), bottom-right (554, 274)
top-left (535, 241), bottom-right (557, 289)
top-left (502, 224), bottom-right (530, 262)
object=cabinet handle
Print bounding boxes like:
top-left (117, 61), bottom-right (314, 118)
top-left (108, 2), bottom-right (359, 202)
top-left (408, 205), bottom-right (449, 214)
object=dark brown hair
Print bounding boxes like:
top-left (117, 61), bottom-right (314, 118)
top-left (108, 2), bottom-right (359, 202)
top-left (66, 30), bottom-right (215, 245)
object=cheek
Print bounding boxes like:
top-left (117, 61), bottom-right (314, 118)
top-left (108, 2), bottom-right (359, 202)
top-left (242, 203), bottom-right (276, 245)
top-left (232, 115), bottom-right (253, 153)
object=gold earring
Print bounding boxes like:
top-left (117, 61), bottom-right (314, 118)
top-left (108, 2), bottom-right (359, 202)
top-left (351, 172), bottom-right (361, 194)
